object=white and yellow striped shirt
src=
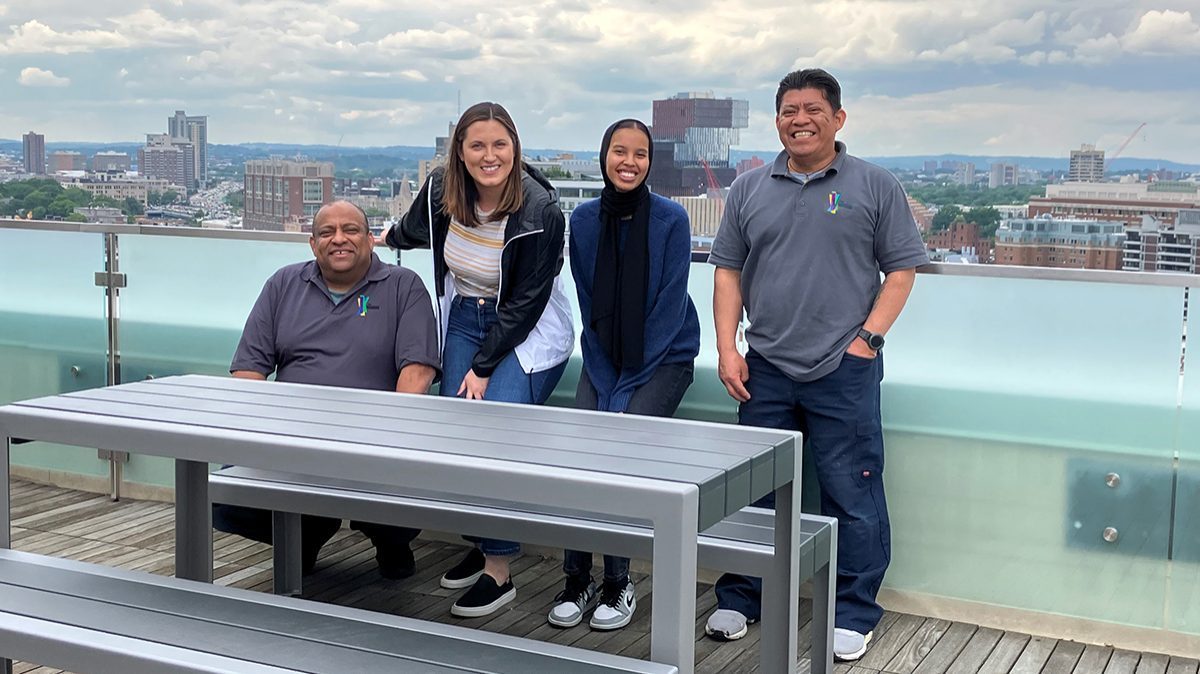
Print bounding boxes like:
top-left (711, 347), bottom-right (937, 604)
top-left (445, 209), bottom-right (508, 298)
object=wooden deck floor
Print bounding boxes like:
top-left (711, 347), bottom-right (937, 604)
top-left (8, 478), bottom-right (1198, 674)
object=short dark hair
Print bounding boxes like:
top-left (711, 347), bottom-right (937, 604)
top-left (776, 69), bottom-right (842, 113)
top-left (313, 200), bottom-right (369, 230)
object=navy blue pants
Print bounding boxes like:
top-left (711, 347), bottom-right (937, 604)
top-left (714, 349), bottom-right (890, 634)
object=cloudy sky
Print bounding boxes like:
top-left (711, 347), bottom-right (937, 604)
top-left (1, 0), bottom-right (1198, 160)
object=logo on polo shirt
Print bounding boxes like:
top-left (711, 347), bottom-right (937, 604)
top-left (357, 294), bottom-right (369, 316)
top-left (827, 191), bottom-right (841, 215)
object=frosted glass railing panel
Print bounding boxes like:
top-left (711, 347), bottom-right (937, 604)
top-left (0, 229), bottom-right (108, 477)
top-left (886, 274), bottom-right (1184, 454)
top-left (1170, 328), bottom-right (1200, 633)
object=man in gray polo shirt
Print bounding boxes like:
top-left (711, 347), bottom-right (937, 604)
top-left (215, 200), bottom-right (440, 580)
top-left (704, 69), bottom-right (927, 661)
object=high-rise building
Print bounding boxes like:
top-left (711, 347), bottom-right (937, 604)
top-left (735, 156), bottom-right (765, 176)
top-left (922, 160), bottom-right (938, 175)
top-left (91, 151), bottom-right (131, 172)
top-left (22, 132), bottom-right (45, 175)
top-left (648, 92), bottom-right (748, 197)
top-left (169, 110), bottom-right (208, 190)
top-left (954, 162), bottom-right (976, 186)
top-left (138, 133), bottom-right (194, 189)
top-left (988, 163), bottom-right (1019, 189)
top-left (1068, 144), bottom-right (1105, 183)
top-left (1123, 209), bottom-right (1200, 274)
top-left (243, 157), bottom-right (334, 232)
top-left (49, 150), bottom-right (86, 172)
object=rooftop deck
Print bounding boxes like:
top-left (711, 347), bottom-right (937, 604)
top-left (10, 479), bottom-right (1197, 674)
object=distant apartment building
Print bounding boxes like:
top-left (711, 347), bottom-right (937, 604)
top-left (73, 206), bottom-right (126, 224)
top-left (922, 160), bottom-right (938, 175)
top-left (907, 197), bottom-right (933, 233)
top-left (22, 132), bottom-right (45, 174)
top-left (91, 151), bottom-right (131, 172)
top-left (988, 163), bottom-right (1019, 189)
top-left (648, 92), bottom-right (748, 197)
top-left (49, 151), bottom-right (86, 172)
top-left (139, 134), bottom-right (194, 191)
top-left (62, 174), bottom-right (180, 205)
top-left (994, 215), bottom-right (1124, 270)
top-left (549, 180), bottom-right (603, 225)
top-left (736, 156), bottom-right (765, 176)
top-left (1028, 181), bottom-right (1200, 227)
top-left (1068, 144), bottom-right (1105, 183)
top-left (243, 157), bottom-right (334, 232)
top-left (169, 110), bottom-right (208, 190)
top-left (1123, 209), bottom-right (1200, 274)
top-left (953, 162), bottom-right (976, 186)
top-left (928, 218), bottom-right (984, 252)
top-left (671, 196), bottom-right (725, 238)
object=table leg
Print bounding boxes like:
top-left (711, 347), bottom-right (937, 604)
top-left (811, 521), bottom-right (836, 674)
top-left (174, 459), bottom-right (212, 582)
top-left (760, 478), bottom-right (800, 672)
top-left (272, 511), bottom-right (303, 596)
top-left (649, 490), bottom-right (699, 674)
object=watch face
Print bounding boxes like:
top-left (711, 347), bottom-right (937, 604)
top-left (869, 335), bottom-right (885, 350)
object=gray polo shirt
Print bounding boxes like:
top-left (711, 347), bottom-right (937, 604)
top-left (709, 143), bottom-right (927, 382)
top-left (231, 252), bottom-right (441, 391)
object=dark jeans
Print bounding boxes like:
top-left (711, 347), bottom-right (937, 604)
top-left (714, 349), bottom-right (889, 634)
top-left (563, 361), bottom-right (695, 584)
top-left (212, 502), bottom-right (420, 571)
top-left (441, 296), bottom-right (567, 557)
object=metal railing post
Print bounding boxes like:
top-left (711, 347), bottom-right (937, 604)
top-left (95, 232), bottom-right (129, 500)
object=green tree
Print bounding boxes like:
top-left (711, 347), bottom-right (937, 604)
top-left (931, 205), bottom-right (962, 232)
top-left (47, 197), bottom-right (78, 219)
top-left (966, 206), bottom-right (1002, 239)
top-left (123, 197), bottom-right (145, 216)
top-left (62, 187), bottom-right (93, 206)
top-left (66, 212), bottom-right (88, 223)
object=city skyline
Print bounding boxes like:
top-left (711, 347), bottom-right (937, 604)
top-left (1, 2), bottom-right (1197, 161)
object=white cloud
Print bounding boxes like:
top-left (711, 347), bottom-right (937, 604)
top-left (0, 19), bottom-right (129, 54)
top-left (1122, 10), bottom-right (1200, 54)
top-left (18, 66), bottom-right (69, 87)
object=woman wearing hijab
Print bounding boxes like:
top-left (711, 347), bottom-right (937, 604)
top-left (547, 119), bottom-right (701, 631)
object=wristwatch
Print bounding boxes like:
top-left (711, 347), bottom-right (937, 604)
top-left (857, 328), bottom-right (885, 351)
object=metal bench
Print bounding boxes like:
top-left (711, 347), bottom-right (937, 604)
top-left (209, 466), bottom-right (837, 672)
top-left (0, 548), bottom-right (678, 674)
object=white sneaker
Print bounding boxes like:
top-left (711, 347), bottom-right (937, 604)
top-left (833, 628), bottom-right (873, 661)
top-left (547, 576), bottom-right (598, 628)
top-left (704, 609), bottom-right (757, 641)
top-left (589, 579), bottom-right (636, 630)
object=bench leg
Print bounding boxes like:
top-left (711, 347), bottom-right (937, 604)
top-left (810, 522), bottom-right (836, 674)
top-left (272, 511), bottom-right (303, 596)
top-left (760, 478), bottom-right (800, 674)
top-left (174, 459), bottom-right (212, 582)
top-left (650, 489), bottom-right (699, 674)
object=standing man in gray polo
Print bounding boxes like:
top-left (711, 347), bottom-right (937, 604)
top-left (215, 200), bottom-right (440, 580)
top-left (703, 69), bottom-right (927, 661)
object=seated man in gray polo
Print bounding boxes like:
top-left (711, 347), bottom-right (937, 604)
top-left (215, 200), bottom-right (440, 579)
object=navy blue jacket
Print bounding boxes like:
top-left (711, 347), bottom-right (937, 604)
top-left (569, 193), bottom-right (700, 412)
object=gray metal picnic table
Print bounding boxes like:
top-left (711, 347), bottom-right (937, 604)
top-left (0, 374), bottom-right (804, 674)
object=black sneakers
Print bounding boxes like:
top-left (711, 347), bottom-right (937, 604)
top-left (450, 574), bottom-right (516, 618)
top-left (373, 543), bottom-right (416, 580)
top-left (440, 548), bottom-right (486, 589)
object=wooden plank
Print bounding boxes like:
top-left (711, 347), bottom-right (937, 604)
top-left (1073, 645), bottom-right (1114, 674)
top-left (1009, 636), bottom-right (1057, 674)
top-left (1137, 654), bottom-right (1171, 674)
top-left (977, 632), bottom-right (1030, 674)
top-left (911, 622), bottom-right (977, 674)
top-left (945, 626), bottom-right (1002, 674)
top-left (882, 617), bottom-right (951, 674)
top-left (1165, 658), bottom-right (1200, 674)
top-left (858, 613), bottom-right (926, 670)
top-left (1043, 641), bottom-right (1086, 674)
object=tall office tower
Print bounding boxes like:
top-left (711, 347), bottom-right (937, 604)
top-left (169, 110), bottom-right (208, 190)
top-left (988, 163), bottom-right (1019, 189)
top-left (648, 92), bottom-right (748, 198)
top-left (243, 157), bottom-right (334, 231)
top-left (1068, 144), bottom-right (1105, 183)
top-left (138, 133), bottom-right (193, 190)
top-left (22, 132), bottom-right (45, 174)
top-left (954, 162), bottom-right (976, 186)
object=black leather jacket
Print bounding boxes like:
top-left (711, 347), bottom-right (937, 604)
top-left (385, 163), bottom-right (567, 378)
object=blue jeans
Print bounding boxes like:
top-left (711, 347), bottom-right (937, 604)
top-left (563, 362), bottom-right (695, 584)
top-left (714, 349), bottom-right (889, 634)
top-left (442, 296), bottom-right (567, 556)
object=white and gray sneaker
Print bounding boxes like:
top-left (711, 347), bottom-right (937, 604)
top-left (833, 628), bottom-right (874, 661)
top-left (547, 575), bottom-right (598, 628)
top-left (704, 609), bottom-right (757, 641)
top-left (589, 579), bottom-right (636, 630)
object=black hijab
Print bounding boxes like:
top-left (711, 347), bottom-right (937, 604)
top-left (590, 119), bottom-right (654, 371)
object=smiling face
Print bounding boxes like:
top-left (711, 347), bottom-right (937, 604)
top-left (309, 201), bottom-right (374, 292)
top-left (605, 127), bottom-right (651, 192)
top-left (458, 119), bottom-right (515, 206)
top-left (776, 87), bottom-right (846, 173)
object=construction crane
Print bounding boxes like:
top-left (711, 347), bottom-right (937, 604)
top-left (699, 157), bottom-right (723, 199)
top-left (1105, 122), bottom-right (1146, 169)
